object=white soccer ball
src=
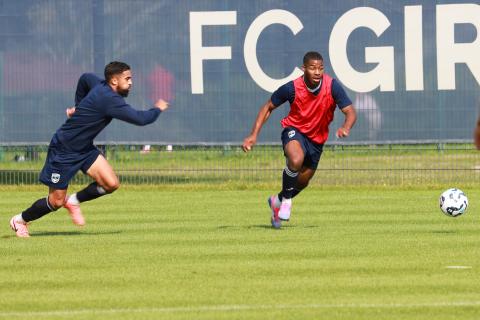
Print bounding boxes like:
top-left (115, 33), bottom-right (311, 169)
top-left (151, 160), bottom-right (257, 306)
top-left (439, 188), bottom-right (468, 217)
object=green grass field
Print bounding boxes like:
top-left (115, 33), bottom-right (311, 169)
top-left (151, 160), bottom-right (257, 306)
top-left (1, 186), bottom-right (480, 319)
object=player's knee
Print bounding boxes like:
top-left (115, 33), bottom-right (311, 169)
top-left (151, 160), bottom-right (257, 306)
top-left (49, 197), bottom-right (66, 210)
top-left (288, 157), bottom-right (303, 172)
top-left (104, 179), bottom-right (120, 193)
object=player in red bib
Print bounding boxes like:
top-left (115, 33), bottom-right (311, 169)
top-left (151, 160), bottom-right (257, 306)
top-left (243, 51), bottom-right (357, 229)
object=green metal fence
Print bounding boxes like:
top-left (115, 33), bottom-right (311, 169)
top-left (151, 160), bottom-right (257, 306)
top-left (0, 144), bottom-right (479, 187)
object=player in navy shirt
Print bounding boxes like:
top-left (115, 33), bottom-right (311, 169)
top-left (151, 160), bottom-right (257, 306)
top-left (10, 61), bottom-right (169, 237)
top-left (243, 51), bottom-right (356, 229)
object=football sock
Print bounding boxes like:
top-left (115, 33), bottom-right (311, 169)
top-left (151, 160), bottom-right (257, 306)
top-left (279, 167), bottom-right (298, 199)
top-left (13, 214), bottom-right (26, 224)
top-left (21, 197), bottom-right (56, 222)
top-left (67, 193), bottom-right (80, 205)
top-left (279, 187), bottom-right (302, 201)
top-left (75, 182), bottom-right (107, 203)
top-left (291, 187), bottom-right (301, 199)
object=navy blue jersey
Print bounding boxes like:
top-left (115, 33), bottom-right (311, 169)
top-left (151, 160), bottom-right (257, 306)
top-left (271, 78), bottom-right (352, 109)
top-left (74, 73), bottom-right (102, 106)
top-left (55, 73), bottom-right (161, 152)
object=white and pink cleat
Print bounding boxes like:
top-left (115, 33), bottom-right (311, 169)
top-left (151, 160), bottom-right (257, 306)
top-left (10, 216), bottom-right (30, 238)
top-left (64, 201), bottom-right (85, 226)
top-left (278, 198), bottom-right (292, 221)
top-left (268, 195), bottom-right (282, 229)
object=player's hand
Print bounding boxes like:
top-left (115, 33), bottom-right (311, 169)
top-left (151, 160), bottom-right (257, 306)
top-left (242, 135), bottom-right (256, 152)
top-left (66, 107), bottom-right (76, 118)
top-left (335, 127), bottom-right (350, 138)
top-left (154, 99), bottom-right (169, 111)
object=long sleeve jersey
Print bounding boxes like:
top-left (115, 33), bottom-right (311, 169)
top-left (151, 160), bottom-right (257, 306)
top-left (55, 73), bottom-right (161, 152)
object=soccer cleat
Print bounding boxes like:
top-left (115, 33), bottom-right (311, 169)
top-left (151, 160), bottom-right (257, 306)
top-left (10, 216), bottom-right (30, 238)
top-left (64, 201), bottom-right (85, 226)
top-left (278, 199), bottom-right (292, 221)
top-left (268, 195), bottom-right (281, 229)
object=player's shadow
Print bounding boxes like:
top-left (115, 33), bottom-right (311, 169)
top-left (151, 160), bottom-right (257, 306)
top-left (31, 230), bottom-right (123, 237)
top-left (218, 224), bottom-right (320, 230)
top-left (429, 230), bottom-right (457, 234)
top-left (218, 224), bottom-right (276, 230)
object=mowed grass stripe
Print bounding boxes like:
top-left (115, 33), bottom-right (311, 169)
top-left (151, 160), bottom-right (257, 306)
top-left (1, 300), bottom-right (480, 318)
top-left (1, 187), bottom-right (480, 320)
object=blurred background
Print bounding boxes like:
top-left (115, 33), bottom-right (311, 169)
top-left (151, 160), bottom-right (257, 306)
top-left (0, 0), bottom-right (479, 186)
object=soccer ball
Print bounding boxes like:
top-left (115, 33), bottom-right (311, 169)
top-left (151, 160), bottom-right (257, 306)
top-left (439, 188), bottom-right (468, 217)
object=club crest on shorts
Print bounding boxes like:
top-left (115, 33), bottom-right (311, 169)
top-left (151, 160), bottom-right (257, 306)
top-left (288, 130), bottom-right (296, 138)
top-left (51, 173), bottom-right (60, 184)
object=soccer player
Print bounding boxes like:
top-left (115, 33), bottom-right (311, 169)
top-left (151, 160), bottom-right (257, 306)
top-left (242, 51), bottom-right (356, 229)
top-left (9, 61), bottom-right (169, 237)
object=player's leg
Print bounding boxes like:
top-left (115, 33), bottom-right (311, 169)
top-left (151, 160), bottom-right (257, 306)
top-left (64, 151), bottom-right (119, 225)
top-left (10, 188), bottom-right (67, 238)
top-left (269, 128), bottom-right (306, 228)
top-left (271, 157), bottom-right (310, 211)
top-left (291, 166), bottom-right (316, 198)
top-left (85, 153), bottom-right (120, 193)
top-left (281, 139), bottom-right (304, 196)
top-left (278, 128), bottom-right (305, 199)
top-left (269, 139), bottom-right (304, 227)
top-left (10, 140), bottom-right (74, 237)
top-left (278, 132), bottom-right (305, 223)
top-left (66, 154), bottom-right (119, 211)
top-left (288, 139), bottom-right (323, 199)
top-left (270, 167), bottom-right (315, 225)
top-left (277, 139), bottom-right (304, 219)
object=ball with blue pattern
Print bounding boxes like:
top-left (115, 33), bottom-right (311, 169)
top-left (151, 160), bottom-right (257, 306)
top-left (439, 188), bottom-right (468, 217)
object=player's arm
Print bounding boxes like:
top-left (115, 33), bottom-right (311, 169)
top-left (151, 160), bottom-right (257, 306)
top-left (332, 79), bottom-right (357, 138)
top-left (242, 82), bottom-right (293, 152)
top-left (106, 96), bottom-right (168, 126)
top-left (336, 105), bottom-right (357, 138)
top-left (74, 73), bottom-right (102, 106)
top-left (242, 99), bottom-right (279, 152)
top-left (66, 74), bottom-right (103, 118)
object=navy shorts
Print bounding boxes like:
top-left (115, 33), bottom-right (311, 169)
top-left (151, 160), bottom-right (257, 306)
top-left (281, 127), bottom-right (324, 170)
top-left (39, 136), bottom-right (101, 189)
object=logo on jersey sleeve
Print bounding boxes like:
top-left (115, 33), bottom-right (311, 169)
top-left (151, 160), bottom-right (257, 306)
top-left (288, 130), bottom-right (296, 138)
top-left (51, 173), bottom-right (61, 184)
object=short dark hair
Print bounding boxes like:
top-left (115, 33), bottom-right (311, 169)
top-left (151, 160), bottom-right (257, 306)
top-left (303, 51), bottom-right (323, 65)
top-left (104, 61), bottom-right (131, 82)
